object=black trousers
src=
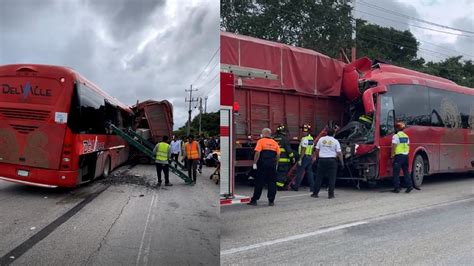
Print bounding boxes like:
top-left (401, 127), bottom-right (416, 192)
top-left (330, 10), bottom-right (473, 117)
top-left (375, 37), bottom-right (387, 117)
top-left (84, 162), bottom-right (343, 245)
top-left (393, 154), bottom-right (412, 190)
top-left (171, 153), bottom-right (179, 166)
top-left (155, 163), bottom-right (170, 184)
top-left (187, 159), bottom-right (198, 182)
top-left (251, 161), bottom-right (277, 203)
top-left (313, 158), bottom-right (338, 196)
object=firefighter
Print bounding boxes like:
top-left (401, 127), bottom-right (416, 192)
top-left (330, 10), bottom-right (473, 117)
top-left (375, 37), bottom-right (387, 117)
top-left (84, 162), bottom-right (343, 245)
top-left (291, 124), bottom-right (315, 191)
top-left (184, 134), bottom-right (201, 184)
top-left (312, 127), bottom-right (343, 199)
top-left (153, 135), bottom-right (173, 187)
top-left (273, 124), bottom-right (295, 189)
top-left (248, 128), bottom-right (280, 206)
top-left (391, 121), bottom-right (413, 193)
top-left (359, 114), bottom-right (373, 128)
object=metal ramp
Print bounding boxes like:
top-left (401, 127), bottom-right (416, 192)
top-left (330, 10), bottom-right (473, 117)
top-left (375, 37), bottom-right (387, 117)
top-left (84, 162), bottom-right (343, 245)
top-left (108, 123), bottom-right (193, 184)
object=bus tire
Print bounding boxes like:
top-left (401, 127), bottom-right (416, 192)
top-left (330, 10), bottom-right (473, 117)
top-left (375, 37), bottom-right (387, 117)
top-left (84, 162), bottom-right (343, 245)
top-left (411, 154), bottom-right (424, 187)
top-left (103, 156), bottom-right (111, 178)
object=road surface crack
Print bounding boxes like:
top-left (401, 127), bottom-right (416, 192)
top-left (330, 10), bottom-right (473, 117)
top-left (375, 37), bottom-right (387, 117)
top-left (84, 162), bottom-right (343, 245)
top-left (85, 196), bottom-right (131, 265)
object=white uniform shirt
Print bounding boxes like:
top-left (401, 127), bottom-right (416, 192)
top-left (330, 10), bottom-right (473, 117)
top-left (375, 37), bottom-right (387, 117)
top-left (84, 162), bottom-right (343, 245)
top-left (170, 140), bottom-right (181, 154)
top-left (316, 136), bottom-right (341, 158)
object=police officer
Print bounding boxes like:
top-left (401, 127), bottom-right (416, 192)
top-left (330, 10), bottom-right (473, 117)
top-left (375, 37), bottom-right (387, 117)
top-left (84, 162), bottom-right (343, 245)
top-left (273, 124), bottom-right (295, 189)
top-left (153, 135), bottom-right (173, 187)
top-left (248, 128), bottom-right (280, 206)
top-left (312, 127), bottom-right (342, 199)
top-left (391, 121), bottom-right (413, 193)
top-left (291, 124), bottom-right (315, 192)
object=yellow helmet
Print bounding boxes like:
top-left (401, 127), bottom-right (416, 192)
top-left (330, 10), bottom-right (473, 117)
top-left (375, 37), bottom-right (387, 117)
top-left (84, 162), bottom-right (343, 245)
top-left (302, 124), bottom-right (311, 132)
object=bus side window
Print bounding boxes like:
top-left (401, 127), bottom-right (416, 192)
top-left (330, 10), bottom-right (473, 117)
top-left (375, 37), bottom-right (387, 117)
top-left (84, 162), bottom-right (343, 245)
top-left (380, 95), bottom-right (395, 136)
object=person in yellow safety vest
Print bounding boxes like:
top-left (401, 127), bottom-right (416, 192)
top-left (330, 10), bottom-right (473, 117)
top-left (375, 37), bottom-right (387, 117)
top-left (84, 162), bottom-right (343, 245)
top-left (153, 135), bottom-right (173, 187)
top-left (184, 134), bottom-right (201, 184)
top-left (391, 121), bottom-right (413, 193)
top-left (273, 124), bottom-right (295, 189)
top-left (291, 124), bottom-right (315, 191)
top-left (359, 114), bottom-right (373, 128)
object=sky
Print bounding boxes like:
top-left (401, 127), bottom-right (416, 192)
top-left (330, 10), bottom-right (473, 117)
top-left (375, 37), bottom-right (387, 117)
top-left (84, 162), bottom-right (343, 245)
top-left (354, 0), bottom-right (474, 62)
top-left (0, 0), bottom-right (220, 129)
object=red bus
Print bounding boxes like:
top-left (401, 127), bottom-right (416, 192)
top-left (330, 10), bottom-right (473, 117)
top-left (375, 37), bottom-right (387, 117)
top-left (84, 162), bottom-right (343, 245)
top-left (337, 61), bottom-right (474, 187)
top-left (0, 64), bottom-right (133, 188)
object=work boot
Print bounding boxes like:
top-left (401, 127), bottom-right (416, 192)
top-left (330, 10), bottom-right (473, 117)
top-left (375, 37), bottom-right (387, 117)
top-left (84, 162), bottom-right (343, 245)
top-left (165, 183), bottom-right (173, 187)
top-left (310, 193), bottom-right (319, 198)
top-left (157, 182), bottom-right (162, 187)
top-left (405, 187), bottom-right (413, 193)
top-left (328, 194), bottom-right (335, 199)
top-left (391, 188), bottom-right (400, 193)
top-left (247, 201), bottom-right (257, 206)
top-left (268, 202), bottom-right (275, 206)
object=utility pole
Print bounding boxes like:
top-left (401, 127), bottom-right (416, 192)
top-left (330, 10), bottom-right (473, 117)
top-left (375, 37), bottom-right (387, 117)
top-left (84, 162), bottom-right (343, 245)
top-left (198, 97), bottom-right (203, 136)
top-left (204, 96), bottom-right (208, 114)
top-left (185, 85), bottom-right (198, 136)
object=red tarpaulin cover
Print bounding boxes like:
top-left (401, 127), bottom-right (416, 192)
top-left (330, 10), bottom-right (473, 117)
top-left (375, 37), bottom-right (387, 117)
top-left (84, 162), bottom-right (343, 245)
top-left (221, 32), bottom-right (345, 96)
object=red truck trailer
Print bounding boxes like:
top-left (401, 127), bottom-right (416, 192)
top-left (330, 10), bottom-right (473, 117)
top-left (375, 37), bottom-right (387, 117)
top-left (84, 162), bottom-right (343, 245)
top-left (132, 100), bottom-right (173, 144)
top-left (221, 32), bottom-right (346, 178)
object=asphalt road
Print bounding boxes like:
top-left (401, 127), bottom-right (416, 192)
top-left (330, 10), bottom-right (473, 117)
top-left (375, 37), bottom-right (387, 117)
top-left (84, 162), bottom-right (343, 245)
top-left (221, 174), bottom-right (474, 265)
top-left (0, 164), bottom-right (220, 266)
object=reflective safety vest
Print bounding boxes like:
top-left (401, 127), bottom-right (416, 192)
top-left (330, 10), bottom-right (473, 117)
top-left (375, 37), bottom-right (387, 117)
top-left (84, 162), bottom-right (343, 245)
top-left (156, 142), bottom-right (170, 162)
top-left (394, 131), bottom-right (410, 155)
top-left (274, 135), bottom-right (294, 164)
top-left (185, 141), bottom-right (199, 160)
top-left (299, 135), bottom-right (314, 156)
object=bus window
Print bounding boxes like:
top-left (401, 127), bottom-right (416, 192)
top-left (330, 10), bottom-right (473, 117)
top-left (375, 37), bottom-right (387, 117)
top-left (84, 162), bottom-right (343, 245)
top-left (380, 94), bottom-right (395, 136)
top-left (390, 84), bottom-right (430, 126)
top-left (68, 82), bottom-right (81, 133)
top-left (78, 83), bottom-right (106, 134)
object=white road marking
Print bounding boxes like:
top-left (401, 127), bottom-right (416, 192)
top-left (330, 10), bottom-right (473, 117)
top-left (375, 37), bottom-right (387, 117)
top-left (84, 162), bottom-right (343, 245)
top-left (220, 221), bottom-right (367, 255)
top-left (222, 197), bottom-right (474, 256)
top-left (136, 194), bottom-right (156, 265)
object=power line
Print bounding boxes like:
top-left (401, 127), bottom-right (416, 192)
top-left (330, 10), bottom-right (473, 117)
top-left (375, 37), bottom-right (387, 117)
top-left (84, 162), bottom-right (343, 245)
top-left (357, 0), bottom-right (474, 34)
top-left (355, 9), bottom-right (474, 38)
top-left (191, 47), bottom-right (220, 86)
top-left (194, 60), bottom-right (219, 89)
top-left (357, 34), bottom-right (448, 60)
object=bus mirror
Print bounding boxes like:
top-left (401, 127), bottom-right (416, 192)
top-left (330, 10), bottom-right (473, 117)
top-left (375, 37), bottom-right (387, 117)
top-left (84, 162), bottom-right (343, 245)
top-left (362, 89), bottom-right (375, 114)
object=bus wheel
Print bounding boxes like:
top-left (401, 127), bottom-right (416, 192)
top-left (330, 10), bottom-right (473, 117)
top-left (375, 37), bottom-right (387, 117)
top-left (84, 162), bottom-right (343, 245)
top-left (103, 156), bottom-right (111, 178)
top-left (412, 155), bottom-right (424, 187)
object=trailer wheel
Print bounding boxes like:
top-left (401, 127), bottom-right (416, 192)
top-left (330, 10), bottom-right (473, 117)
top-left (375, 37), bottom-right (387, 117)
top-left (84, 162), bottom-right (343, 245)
top-left (411, 154), bottom-right (424, 187)
top-left (103, 156), bottom-right (111, 178)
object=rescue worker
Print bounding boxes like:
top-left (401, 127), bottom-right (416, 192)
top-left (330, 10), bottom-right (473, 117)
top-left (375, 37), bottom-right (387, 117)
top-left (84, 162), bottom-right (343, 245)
top-left (291, 124), bottom-right (315, 191)
top-left (248, 128), bottom-right (280, 206)
top-left (184, 134), bottom-right (201, 184)
top-left (359, 114), bottom-right (373, 129)
top-left (273, 124), bottom-right (295, 189)
top-left (152, 135), bottom-right (173, 187)
top-left (312, 127), bottom-right (343, 199)
top-left (391, 121), bottom-right (413, 193)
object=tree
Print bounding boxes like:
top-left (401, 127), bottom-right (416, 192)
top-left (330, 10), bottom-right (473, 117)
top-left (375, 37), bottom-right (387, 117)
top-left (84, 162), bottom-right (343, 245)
top-left (173, 111), bottom-right (220, 137)
top-left (221, 0), bottom-right (353, 58)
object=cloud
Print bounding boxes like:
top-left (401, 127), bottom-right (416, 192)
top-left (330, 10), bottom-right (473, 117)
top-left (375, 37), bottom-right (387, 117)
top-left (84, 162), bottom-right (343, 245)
top-left (0, 0), bottom-right (220, 129)
top-left (353, 0), bottom-right (474, 62)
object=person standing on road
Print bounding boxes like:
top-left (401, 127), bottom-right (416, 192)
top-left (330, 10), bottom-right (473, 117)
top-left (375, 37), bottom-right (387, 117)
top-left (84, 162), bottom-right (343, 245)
top-left (170, 135), bottom-right (181, 169)
top-left (248, 128), bottom-right (280, 206)
top-left (198, 134), bottom-right (206, 174)
top-left (184, 134), bottom-right (201, 184)
top-left (153, 135), bottom-right (173, 187)
top-left (291, 124), bottom-right (315, 192)
top-left (273, 124), bottom-right (295, 189)
top-left (391, 122), bottom-right (413, 193)
top-left (312, 127), bottom-right (343, 199)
